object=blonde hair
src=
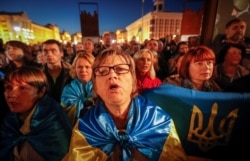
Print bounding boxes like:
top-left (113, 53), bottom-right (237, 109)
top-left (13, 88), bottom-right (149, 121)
top-left (70, 51), bottom-right (95, 79)
top-left (133, 48), bottom-right (156, 79)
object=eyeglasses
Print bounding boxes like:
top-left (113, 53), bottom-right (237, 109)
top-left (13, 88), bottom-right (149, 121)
top-left (94, 64), bottom-right (131, 76)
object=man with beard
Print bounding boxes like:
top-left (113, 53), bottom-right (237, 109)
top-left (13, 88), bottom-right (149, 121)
top-left (231, 0), bottom-right (250, 37)
top-left (211, 18), bottom-right (250, 70)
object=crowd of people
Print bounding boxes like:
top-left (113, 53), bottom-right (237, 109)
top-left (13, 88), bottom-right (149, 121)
top-left (0, 17), bottom-right (250, 161)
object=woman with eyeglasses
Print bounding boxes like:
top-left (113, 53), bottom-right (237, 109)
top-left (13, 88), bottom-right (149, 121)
top-left (62, 48), bottom-right (187, 161)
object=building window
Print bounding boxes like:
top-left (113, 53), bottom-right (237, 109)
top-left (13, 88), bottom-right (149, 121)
top-left (150, 19), bottom-right (155, 25)
top-left (159, 4), bottom-right (163, 11)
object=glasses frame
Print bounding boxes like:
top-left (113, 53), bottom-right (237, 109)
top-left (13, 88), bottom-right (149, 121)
top-left (94, 64), bottom-right (131, 76)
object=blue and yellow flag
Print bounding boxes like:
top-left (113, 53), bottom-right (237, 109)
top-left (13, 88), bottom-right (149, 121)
top-left (143, 84), bottom-right (250, 161)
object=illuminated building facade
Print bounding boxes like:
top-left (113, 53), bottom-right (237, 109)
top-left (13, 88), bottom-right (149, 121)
top-left (0, 11), bottom-right (61, 44)
top-left (123, 0), bottom-right (203, 43)
top-left (60, 31), bottom-right (72, 45)
top-left (116, 29), bottom-right (127, 44)
top-left (125, 0), bottom-right (182, 43)
top-left (71, 32), bottom-right (83, 45)
top-left (126, 12), bottom-right (182, 43)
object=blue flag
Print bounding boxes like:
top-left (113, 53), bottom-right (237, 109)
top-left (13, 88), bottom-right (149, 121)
top-left (143, 84), bottom-right (250, 160)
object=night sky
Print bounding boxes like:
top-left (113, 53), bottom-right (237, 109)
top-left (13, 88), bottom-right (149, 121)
top-left (1, 0), bottom-right (204, 35)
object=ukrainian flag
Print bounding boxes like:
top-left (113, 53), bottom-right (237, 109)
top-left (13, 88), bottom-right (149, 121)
top-left (143, 84), bottom-right (250, 161)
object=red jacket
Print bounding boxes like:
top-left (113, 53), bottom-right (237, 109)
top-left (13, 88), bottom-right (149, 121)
top-left (136, 72), bottom-right (162, 94)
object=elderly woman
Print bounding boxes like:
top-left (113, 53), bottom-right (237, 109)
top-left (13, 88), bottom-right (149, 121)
top-left (164, 46), bottom-right (222, 91)
top-left (213, 43), bottom-right (250, 90)
top-left (0, 66), bottom-right (72, 161)
top-left (133, 48), bottom-right (162, 94)
top-left (63, 48), bottom-right (187, 161)
top-left (61, 51), bottom-right (95, 125)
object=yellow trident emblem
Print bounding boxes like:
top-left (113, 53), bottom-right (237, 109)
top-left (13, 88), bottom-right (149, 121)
top-left (187, 103), bottom-right (238, 152)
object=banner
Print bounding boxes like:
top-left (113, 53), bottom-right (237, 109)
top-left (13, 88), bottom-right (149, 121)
top-left (79, 2), bottom-right (99, 37)
top-left (143, 84), bottom-right (250, 160)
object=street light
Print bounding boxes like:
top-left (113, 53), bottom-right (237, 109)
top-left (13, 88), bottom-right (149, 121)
top-left (13, 25), bottom-right (21, 40)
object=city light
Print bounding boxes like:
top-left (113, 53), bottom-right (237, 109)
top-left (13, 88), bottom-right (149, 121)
top-left (13, 26), bottom-right (21, 32)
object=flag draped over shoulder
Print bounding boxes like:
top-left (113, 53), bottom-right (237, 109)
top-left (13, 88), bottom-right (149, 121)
top-left (62, 95), bottom-right (187, 161)
top-left (0, 95), bottom-right (72, 161)
top-left (143, 84), bottom-right (250, 161)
